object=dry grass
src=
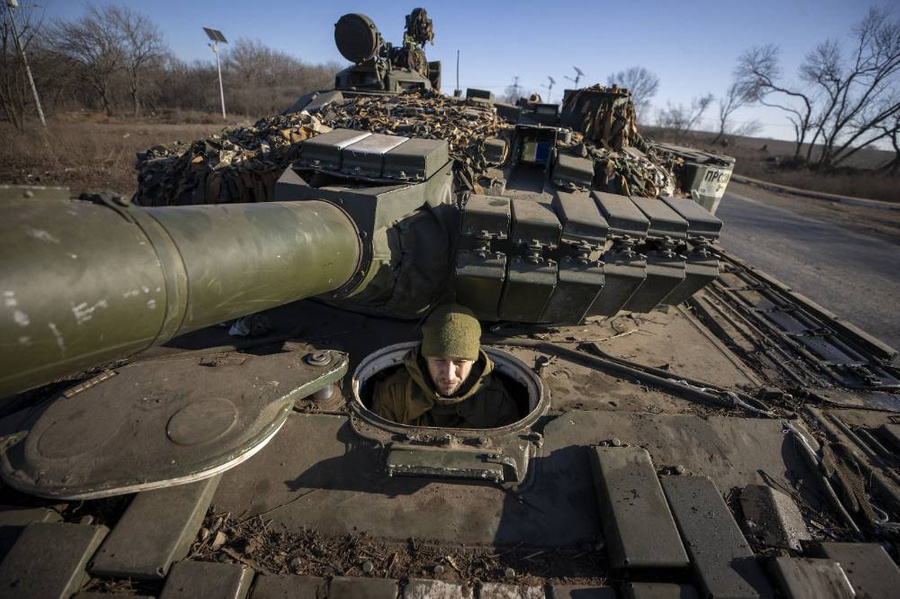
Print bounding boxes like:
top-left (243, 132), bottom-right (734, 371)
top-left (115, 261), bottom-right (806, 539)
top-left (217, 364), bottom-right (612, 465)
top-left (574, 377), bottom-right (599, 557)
top-left (643, 126), bottom-right (899, 203)
top-left (0, 114), bottom-right (245, 197)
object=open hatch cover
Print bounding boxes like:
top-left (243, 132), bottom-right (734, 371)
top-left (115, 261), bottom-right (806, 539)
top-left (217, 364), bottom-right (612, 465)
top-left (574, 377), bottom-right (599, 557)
top-left (0, 343), bottom-right (347, 499)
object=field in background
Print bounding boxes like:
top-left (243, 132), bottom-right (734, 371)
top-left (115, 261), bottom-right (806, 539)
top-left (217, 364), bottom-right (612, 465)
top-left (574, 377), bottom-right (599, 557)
top-left (643, 126), bottom-right (898, 203)
top-left (0, 114), bottom-right (247, 198)
top-left (0, 114), bottom-right (897, 203)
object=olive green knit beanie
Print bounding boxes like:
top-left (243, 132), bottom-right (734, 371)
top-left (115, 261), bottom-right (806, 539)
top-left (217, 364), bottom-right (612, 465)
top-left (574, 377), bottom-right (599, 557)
top-left (421, 303), bottom-right (481, 360)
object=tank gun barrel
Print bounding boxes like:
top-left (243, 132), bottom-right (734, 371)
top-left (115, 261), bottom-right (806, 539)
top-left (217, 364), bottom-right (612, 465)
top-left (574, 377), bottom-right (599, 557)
top-left (0, 195), bottom-right (361, 399)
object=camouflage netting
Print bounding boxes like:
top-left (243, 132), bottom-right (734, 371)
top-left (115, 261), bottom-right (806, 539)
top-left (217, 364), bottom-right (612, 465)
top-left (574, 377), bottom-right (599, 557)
top-left (135, 88), bottom-right (681, 205)
top-left (559, 85), bottom-right (681, 198)
top-left (136, 112), bottom-right (328, 206)
top-left (136, 91), bottom-right (513, 206)
top-left (560, 84), bottom-right (642, 151)
top-left (575, 143), bottom-right (681, 198)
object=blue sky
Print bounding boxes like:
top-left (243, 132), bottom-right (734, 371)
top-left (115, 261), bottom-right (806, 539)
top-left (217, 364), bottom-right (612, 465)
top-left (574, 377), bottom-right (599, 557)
top-left (35, 0), bottom-right (891, 141)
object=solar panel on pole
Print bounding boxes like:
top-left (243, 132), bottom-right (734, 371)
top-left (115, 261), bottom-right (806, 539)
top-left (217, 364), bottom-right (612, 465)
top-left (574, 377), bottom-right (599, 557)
top-left (203, 27), bottom-right (228, 120)
top-left (203, 27), bottom-right (228, 43)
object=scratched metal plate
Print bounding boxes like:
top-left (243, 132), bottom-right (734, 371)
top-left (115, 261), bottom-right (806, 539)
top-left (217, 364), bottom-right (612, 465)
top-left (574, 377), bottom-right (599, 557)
top-left (0, 343), bottom-right (347, 499)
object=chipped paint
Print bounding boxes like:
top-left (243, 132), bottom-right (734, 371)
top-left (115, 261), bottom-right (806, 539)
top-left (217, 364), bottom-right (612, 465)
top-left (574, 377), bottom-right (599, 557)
top-left (13, 310), bottom-right (29, 327)
top-left (122, 289), bottom-right (140, 299)
top-left (18, 336), bottom-right (31, 345)
top-left (48, 322), bottom-right (66, 356)
top-left (147, 299), bottom-right (157, 310)
top-left (26, 227), bottom-right (61, 244)
top-left (68, 253), bottom-right (78, 259)
top-left (4, 291), bottom-right (16, 308)
top-left (71, 299), bottom-right (109, 325)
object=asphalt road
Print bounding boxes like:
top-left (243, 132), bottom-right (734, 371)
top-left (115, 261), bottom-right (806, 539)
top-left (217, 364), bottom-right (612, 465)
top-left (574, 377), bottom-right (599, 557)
top-left (716, 189), bottom-right (900, 352)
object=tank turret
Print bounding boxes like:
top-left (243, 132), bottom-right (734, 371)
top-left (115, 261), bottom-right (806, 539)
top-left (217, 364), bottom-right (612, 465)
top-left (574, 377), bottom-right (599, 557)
top-left (1, 126), bottom-right (722, 400)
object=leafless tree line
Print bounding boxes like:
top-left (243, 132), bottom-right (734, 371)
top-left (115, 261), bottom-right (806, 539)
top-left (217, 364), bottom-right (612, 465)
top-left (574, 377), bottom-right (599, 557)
top-left (1, 2), bottom-right (341, 128)
top-left (605, 8), bottom-right (898, 173)
top-left (735, 6), bottom-right (900, 172)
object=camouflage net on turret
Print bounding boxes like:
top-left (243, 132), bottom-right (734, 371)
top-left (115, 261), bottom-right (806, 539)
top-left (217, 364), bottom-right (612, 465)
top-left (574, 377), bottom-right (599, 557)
top-left (136, 91), bottom-right (512, 205)
top-left (561, 85), bottom-right (642, 151)
top-left (557, 85), bottom-right (683, 198)
top-left (135, 89), bottom-right (681, 205)
top-left (135, 112), bottom-right (328, 206)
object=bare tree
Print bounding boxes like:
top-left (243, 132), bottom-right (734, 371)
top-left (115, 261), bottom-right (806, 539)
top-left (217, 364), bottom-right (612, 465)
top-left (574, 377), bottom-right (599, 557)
top-left (712, 82), bottom-right (759, 144)
top-left (607, 66), bottom-right (659, 122)
top-left (875, 110), bottom-right (900, 174)
top-left (223, 38), bottom-right (340, 116)
top-left (500, 83), bottom-right (522, 105)
top-left (656, 94), bottom-right (714, 141)
top-left (799, 7), bottom-right (900, 169)
top-left (0, 2), bottom-right (45, 129)
top-left (50, 4), bottom-right (125, 116)
top-left (107, 5), bottom-right (166, 117)
top-left (736, 8), bottom-right (900, 170)
top-left (735, 44), bottom-right (815, 160)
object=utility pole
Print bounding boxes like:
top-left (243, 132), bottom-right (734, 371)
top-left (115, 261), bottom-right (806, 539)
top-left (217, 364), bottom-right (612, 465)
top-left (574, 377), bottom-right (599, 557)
top-left (203, 27), bottom-right (228, 120)
top-left (6, 0), bottom-right (46, 128)
top-left (513, 75), bottom-right (520, 100)
top-left (454, 50), bottom-right (461, 97)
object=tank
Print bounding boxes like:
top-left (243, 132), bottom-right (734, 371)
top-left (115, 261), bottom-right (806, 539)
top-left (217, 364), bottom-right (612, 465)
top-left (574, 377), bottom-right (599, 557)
top-left (1, 9), bottom-right (900, 599)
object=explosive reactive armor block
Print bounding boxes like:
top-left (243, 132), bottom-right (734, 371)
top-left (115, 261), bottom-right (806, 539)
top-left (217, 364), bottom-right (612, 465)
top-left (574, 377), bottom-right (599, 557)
top-left (591, 191), bottom-right (649, 315)
top-left (298, 129), bottom-right (372, 171)
top-left (552, 153), bottom-right (595, 190)
top-left (383, 137), bottom-right (449, 182)
top-left (341, 133), bottom-right (409, 178)
top-left (624, 197), bottom-right (688, 312)
top-left (456, 195), bottom-right (511, 319)
top-left (542, 191), bottom-right (609, 323)
top-left (499, 198), bottom-right (561, 322)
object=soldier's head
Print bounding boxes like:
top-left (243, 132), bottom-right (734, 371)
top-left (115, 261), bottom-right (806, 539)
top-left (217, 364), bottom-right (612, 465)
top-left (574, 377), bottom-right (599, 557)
top-left (421, 303), bottom-right (481, 396)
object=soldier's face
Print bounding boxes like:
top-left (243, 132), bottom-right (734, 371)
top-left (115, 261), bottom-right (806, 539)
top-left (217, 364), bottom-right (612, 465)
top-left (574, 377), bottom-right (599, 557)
top-left (426, 356), bottom-right (475, 397)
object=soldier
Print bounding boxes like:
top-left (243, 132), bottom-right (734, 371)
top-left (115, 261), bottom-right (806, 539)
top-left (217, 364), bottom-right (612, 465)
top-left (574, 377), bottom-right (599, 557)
top-left (372, 304), bottom-right (520, 428)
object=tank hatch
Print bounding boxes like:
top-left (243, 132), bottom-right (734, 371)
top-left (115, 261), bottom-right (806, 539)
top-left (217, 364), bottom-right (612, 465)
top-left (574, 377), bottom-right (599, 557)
top-left (348, 342), bottom-right (548, 485)
top-left (0, 344), bottom-right (348, 499)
